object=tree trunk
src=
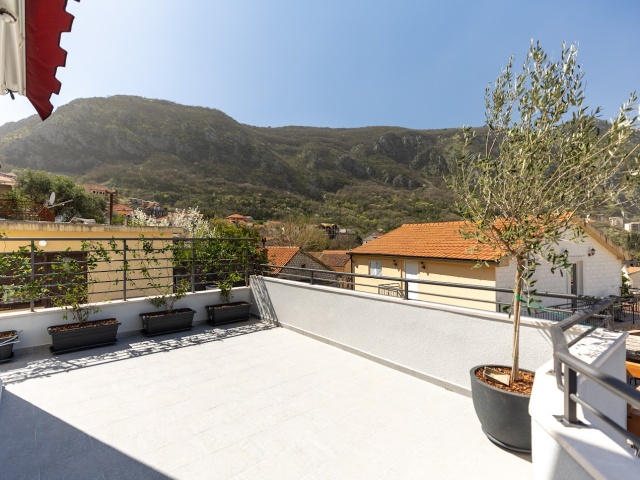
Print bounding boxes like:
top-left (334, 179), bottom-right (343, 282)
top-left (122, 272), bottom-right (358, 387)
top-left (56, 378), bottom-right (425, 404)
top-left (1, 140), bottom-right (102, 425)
top-left (511, 255), bottom-right (526, 384)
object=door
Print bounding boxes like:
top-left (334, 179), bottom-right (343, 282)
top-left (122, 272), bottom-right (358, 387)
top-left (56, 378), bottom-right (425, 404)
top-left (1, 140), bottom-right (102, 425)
top-left (404, 261), bottom-right (419, 300)
top-left (570, 261), bottom-right (583, 310)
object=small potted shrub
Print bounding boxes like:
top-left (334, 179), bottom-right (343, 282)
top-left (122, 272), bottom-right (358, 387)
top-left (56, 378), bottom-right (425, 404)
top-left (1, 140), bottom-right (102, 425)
top-left (0, 330), bottom-right (19, 363)
top-left (139, 278), bottom-right (195, 336)
top-left (0, 244), bottom-right (43, 361)
top-left (206, 272), bottom-right (251, 326)
top-left (48, 242), bottom-right (120, 354)
top-left (134, 237), bottom-right (195, 336)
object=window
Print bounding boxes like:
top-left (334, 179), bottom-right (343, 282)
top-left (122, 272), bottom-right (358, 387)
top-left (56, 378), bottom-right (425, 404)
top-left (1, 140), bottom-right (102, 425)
top-left (369, 260), bottom-right (382, 276)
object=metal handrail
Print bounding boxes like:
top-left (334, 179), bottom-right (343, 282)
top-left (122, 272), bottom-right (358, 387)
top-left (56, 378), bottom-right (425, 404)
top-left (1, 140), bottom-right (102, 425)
top-left (264, 263), bottom-right (604, 307)
top-left (549, 297), bottom-right (640, 457)
top-left (0, 236), bottom-right (263, 311)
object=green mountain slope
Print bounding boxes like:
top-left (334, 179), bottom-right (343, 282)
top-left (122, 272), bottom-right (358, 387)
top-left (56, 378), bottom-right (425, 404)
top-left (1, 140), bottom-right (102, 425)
top-left (0, 96), bottom-right (470, 232)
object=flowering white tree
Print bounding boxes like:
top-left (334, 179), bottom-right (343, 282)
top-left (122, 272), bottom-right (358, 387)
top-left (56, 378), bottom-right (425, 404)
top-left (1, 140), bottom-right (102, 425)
top-left (130, 207), bottom-right (213, 238)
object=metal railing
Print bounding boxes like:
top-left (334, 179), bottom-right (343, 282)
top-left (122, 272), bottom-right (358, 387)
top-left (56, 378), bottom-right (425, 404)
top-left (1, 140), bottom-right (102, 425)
top-left (0, 236), bottom-right (264, 312)
top-left (550, 297), bottom-right (640, 457)
top-left (264, 263), bottom-right (610, 315)
top-left (530, 295), bottom-right (640, 327)
top-left (378, 283), bottom-right (403, 298)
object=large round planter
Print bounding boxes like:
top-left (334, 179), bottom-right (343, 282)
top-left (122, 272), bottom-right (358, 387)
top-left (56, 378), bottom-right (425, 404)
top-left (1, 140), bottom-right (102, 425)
top-left (140, 308), bottom-right (195, 336)
top-left (470, 365), bottom-right (532, 453)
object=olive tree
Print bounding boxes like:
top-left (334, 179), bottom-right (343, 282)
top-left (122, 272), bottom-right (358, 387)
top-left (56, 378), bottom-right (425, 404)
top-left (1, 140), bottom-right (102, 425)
top-left (449, 41), bottom-right (639, 384)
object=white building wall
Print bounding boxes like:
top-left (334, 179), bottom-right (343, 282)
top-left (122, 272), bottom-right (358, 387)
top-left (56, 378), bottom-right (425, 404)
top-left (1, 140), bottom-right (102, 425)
top-left (495, 236), bottom-right (622, 308)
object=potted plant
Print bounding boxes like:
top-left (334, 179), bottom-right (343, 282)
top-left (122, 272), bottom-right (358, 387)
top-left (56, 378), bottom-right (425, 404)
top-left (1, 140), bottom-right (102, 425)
top-left (0, 244), bottom-right (44, 362)
top-left (450, 41), bottom-right (639, 452)
top-left (133, 237), bottom-right (195, 336)
top-left (206, 272), bottom-right (251, 326)
top-left (0, 330), bottom-right (19, 363)
top-left (48, 241), bottom-right (120, 354)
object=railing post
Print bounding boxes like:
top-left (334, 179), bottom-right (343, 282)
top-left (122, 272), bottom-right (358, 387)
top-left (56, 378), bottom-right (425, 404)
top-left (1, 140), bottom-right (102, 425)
top-left (30, 240), bottom-right (35, 312)
top-left (191, 238), bottom-right (196, 293)
top-left (404, 279), bottom-right (409, 300)
top-left (563, 364), bottom-right (579, 425)
top-left (244, 241), bottom-right (250, 286)
top-left (122, 239), bottom-right (127, 301)
top-left (310, 270), bottom-right (315, 285)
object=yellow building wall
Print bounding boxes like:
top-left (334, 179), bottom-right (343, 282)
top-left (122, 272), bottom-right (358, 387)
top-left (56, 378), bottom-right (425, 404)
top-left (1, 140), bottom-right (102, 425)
top-left (0, 221), bottom-right (183, 303)
top-left (351, 254), bottom-right (498, 311)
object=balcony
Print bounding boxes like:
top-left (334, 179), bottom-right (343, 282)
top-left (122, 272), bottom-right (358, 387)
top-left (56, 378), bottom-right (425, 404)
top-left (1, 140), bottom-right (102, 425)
top-left (0, 240), bottom-right (639, 478)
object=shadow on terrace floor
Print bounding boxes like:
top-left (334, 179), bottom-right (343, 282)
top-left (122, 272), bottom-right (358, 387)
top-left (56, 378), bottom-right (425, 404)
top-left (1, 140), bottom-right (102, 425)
top-left (1, 319), bottom-right (275, 385)
top-left (0, 389), bottom-right (172, 479)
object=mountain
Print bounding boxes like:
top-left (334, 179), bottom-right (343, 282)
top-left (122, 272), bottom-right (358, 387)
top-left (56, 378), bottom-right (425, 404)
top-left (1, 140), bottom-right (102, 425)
top-left (0, 95), bottom-right (469, 233)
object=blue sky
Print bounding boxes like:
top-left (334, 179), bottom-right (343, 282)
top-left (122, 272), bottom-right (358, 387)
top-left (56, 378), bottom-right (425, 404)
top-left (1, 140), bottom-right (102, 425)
top-left (1, 0), bottom-right (639, 129)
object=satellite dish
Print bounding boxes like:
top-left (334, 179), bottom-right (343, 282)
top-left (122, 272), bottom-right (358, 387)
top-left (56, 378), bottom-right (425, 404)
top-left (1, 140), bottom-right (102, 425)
top-left (48, 192), bottom-right (55, 206)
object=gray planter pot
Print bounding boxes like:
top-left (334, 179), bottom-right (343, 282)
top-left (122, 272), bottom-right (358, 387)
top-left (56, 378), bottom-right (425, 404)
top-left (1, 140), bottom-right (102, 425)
top-left (140, 308), bottom-right (195, 336)
top-left (0, 330), bottom-right (18, 363)
top-left (469, 365), bottom-right (532, 453)
top-left (48, 319), bottom-right (120, 354)
top-left (206, 302), bottom-right (251, 326)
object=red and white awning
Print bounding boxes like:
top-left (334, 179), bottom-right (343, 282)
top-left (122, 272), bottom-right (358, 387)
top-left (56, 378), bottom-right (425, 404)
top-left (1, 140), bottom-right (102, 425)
top-left (0, 0), bottom-right (78, 120)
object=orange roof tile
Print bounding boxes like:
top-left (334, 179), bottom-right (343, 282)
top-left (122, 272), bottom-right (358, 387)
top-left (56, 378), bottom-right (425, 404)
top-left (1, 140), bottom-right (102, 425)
top-left (316, 252), bottom-right (350, 268)
top-left (266, 246), bottom-right (300, 273)
top-left (350, 221), bottom-right (501, 261)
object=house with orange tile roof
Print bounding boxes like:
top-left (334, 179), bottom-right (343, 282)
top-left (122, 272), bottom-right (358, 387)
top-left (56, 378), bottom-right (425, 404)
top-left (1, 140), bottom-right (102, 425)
top-left (350, 221), bottom-right (628, 311)
top-left (226, 213), bottom-right (254, 227)
top-left (627, 266), bottom-right (640, 289)
top-left (112, 203), bottom-right (134, 217)
top-left (266, 246), bottom-right (336, 285)
top-left (310, 250), bottom-right (352, 288)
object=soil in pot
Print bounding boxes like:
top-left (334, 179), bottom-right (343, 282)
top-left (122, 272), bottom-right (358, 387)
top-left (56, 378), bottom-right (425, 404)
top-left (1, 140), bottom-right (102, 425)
top-left (48, 318), bottom-right (120, 333)
top-left (475, 366), bottom-right (534, 395)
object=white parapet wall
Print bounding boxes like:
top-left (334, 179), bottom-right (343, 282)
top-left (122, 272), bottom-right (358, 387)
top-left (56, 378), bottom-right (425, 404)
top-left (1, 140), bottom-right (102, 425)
top-left (0, 287), bottom-right (251, 351)
top-left (250, 276), bottom-right (587, 393)
top-left (530, 330), bottom-right (640, 479)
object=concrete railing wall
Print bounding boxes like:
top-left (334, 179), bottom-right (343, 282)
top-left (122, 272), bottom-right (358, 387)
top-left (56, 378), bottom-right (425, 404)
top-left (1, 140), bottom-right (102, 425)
top-left (0, 287), bottom-right (251, 351)
top-left (251, 276), bottom-right (576, 393)
top-left (530, 352), bottom-right (640, 479)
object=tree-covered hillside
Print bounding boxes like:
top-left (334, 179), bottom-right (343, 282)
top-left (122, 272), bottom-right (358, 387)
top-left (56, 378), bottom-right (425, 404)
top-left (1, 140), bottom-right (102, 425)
top-left (0, 96), bottom-right (463, 233)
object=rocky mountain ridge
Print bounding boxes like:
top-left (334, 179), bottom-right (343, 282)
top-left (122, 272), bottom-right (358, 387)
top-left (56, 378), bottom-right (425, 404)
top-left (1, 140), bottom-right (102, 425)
top-left (0, 95), bottom-right (473, 232)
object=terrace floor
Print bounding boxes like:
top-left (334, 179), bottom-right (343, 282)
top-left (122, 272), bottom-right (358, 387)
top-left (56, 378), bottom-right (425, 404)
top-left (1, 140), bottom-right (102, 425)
top-left (0, 320), bottom-right (531, 479)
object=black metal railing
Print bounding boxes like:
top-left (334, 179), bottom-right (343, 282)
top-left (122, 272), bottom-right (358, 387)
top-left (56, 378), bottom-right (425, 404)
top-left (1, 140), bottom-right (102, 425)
top-left (264, 264), bottom-right (608, 315)
top-left (550, 297), bottom-right (640, 457)
top-left (0, 236), bottom-right (264, 312)
top-left (529, 295), bottom-right (640, 327)
top-left (378, 283), bottom-right (403, 298)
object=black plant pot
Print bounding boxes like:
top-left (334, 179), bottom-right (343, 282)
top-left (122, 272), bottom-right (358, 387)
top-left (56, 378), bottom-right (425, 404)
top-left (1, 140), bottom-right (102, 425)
top-left (206, 302), bottom-right (251, 326)
top-left (48, 319), bottom-right (120, 354)
top-left (140, 308), bottom-right (195, 336)
top-left (0, 330), bottom-right (18, 363)
top-left (469, 365), bottom-right (532, 453)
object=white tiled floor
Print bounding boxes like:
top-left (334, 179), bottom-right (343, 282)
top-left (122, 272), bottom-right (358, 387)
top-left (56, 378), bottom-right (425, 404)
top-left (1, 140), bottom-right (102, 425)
top-left (0, 321), bottom-right (531, 479)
